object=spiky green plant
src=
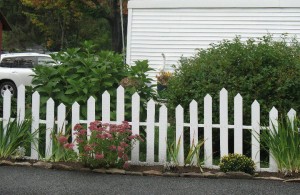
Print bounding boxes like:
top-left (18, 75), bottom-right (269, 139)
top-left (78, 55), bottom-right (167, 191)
top-left (167, 136), bottom-right (204, 172)
top-left (0, 119), bottom-right (34, 159)
top-left (185, 140), bottom-right (205, 172)
top-left (260, 117), bottom-right (300, 175)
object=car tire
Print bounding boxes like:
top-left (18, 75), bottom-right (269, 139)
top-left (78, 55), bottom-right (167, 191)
top-left (0, 81), bottom-right (17, 97)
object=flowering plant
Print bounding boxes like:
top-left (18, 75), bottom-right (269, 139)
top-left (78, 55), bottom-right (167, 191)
top-left (48, 133), bottom-right (77, 162)
top-left (156, 71), bottom-right (172, 86)
top-left (74, 121), bottom-right (143, 169)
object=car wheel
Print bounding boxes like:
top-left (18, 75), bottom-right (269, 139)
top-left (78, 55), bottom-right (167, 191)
top-left (0, 81), bottom-right (17, 97)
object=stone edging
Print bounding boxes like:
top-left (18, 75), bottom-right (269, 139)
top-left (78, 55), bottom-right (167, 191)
top-left (1, 160), bottom-right (299, 183)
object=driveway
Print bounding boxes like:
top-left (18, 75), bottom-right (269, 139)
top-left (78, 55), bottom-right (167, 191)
top-left (0, 166), bottom-right (299, 195)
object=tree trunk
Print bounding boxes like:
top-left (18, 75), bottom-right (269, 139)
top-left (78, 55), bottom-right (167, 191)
top-left (110, 0), bottom-right (122, 53)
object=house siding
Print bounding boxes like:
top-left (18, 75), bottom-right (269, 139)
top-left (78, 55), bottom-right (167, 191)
top-left (126, 1), bottom-right (300, 80)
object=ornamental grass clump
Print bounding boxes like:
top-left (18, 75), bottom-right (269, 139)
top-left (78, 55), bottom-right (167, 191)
top-left (219, 153), bottom-right (255, 175)
top-left (74, 121), bottom-right (143, 169)
top-left (260, 117), bottom-right (300, 175)
top-left (0, 119), bottom-right (34, 159)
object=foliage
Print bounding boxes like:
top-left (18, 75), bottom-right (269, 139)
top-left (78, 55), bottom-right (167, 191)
top-left (18, 0), bottom-right (127, 51)
top-left (0, 119), bottom-right (35, 159)
top-left (1, 0), bottom-right (43, 51)
top-left (219, 153), bottom-right (255, 175)
top-left (165, 35), bottom-right (300, 124)
top-left (32, 42), bottom-right (156, 119)
top-left (46, 133), bottom-right (77, 162)
top-left (167, 135), bottom-right (204, 171)
top-left (74, 121), bottom-right (143, 169)
top-left (260, 117), bottom-right (300, 175)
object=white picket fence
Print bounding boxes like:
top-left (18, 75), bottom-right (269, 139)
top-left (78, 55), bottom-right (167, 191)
top-left (1, 85), bottom-right (298, 172)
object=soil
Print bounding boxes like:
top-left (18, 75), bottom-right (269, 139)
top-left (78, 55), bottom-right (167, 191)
top-left (1, 158), bottom-right (300, 179)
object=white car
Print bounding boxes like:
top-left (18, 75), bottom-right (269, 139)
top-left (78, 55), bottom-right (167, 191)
top-left (0, 53), bottom-right (56, 96)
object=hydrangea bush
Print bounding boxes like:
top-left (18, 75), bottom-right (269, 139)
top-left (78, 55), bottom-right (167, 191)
top-left (74, 121), bottom-right (143, 169)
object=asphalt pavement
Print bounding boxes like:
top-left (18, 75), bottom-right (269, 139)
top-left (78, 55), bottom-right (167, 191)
top-left (0, 166), bottom-right (299, 195)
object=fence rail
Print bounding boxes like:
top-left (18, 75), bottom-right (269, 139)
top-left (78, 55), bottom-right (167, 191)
top-left (1, 85), bottom-right (298, 172)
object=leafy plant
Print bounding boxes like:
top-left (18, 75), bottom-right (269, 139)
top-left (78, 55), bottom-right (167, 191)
top-left (46, 132), bottom-right (77, 162)
top-left (32, 42), bottom-right (156, 120)
top-left (74, 121), bottom-right (143, 169)
top-left (260, 117), bottom-right (300, 175)
top-left (185, 140), bottom-right (205, 171)
top-left (219, 153), bottom-right (255, 175)
top-left (0, 119), bottom-right (35, 159)
top-left (165, 35), bottom-right (300, 125)
top-left (167, 136), bottom-right (204, 172)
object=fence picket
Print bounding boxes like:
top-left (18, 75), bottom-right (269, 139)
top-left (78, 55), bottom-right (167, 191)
top-left (57, 103), bottom-right (66, 135)
top-left (102, 91), bottom-right (110, 123)
top-left (146, 99), bottom-right (155, 163)
top-left (234, 93), bottom-right (243, 154)
top-left (176, 105), bottom-right (184, 166)
top-left (87, 96), bottom-right (96, 138)
top-left (3, 90), bottom-right (11, 136)
top-left (189, 100), bottom-right (198, 165)
top-left (117, 86), bottom-right (125, 123)
top-left (204, 94), bottom-right (213, 167)
top-left (17, 85), bottom-right (25, 124)
top-left (131, 93), bottom-right (140, 163)
top-left (31, 92), bottom-right (40, 160)
top-left (220, 88), bottom-right (228, 157)
top-left (72, 102), bottom-right (80, 153)
top-left (159, 105), bottom-right (168, 163)
top-left (287, 109), bottom-right (296, 130)
top-left (251, 100), bottom-right (260, 170)
top-left (46, 98), bottom-right (55, 159)
top-left (269, 107), bottom-right (278, 172)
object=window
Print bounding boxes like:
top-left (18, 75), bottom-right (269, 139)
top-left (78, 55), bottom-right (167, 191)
top-left (0, 57), bottom-right (36, 68)
top-left (37, 56), bottom-right (56, 66)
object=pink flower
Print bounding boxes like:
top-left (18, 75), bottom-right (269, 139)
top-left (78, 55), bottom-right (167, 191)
top-left (57, 136), bottom-right (68, 144)
top-left (117, 146), bottom-right (124, 152)
top-left (109, 145), bottom-right (117, 151)
top-left (63, 143), bottom-right (74, 150)
top-left (95, 153), bottom-right (104, 160)
top-left (78, 129), bottom-right (87, 136)
top-left (128, 135), bottom-right (136, 140)
top-left (74, 124), bottom-right (83, 131)
top-left (118, 152), bottom-right (123, 158)
top-left (96, 134), bottom-right (106, 139)
top-left (76, 138), bottom-right (84, 143)
top-left (120, 142), bottom-right (129, 148)
top-left (123, 162), bottom-right (130, 169)
top-left (106, 133), bottom-right (113, 139)
top-left (84, 145), bottom-right (93, 152)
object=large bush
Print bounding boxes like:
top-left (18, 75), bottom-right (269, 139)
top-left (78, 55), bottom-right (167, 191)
top-left (165, 35), bottom-right (300, 124)
top-left (32, 41), bottom-right (156, 119)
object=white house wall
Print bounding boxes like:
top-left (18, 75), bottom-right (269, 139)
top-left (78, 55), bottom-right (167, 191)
top-left (126, 0), bottom-right (300, 79)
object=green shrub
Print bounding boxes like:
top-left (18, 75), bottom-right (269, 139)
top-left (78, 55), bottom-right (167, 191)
top-left (165, 35), bottom-right (300, 124)
top-left (219, 153), bottom-right (255, 175)
top-left (260, 117), bottom-right (300, 175)
top-left (32, 41), bottom-right (156, 119)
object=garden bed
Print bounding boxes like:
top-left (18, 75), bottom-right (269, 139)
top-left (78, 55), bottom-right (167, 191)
top-left (0, 159), bottom-right (299, 183)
